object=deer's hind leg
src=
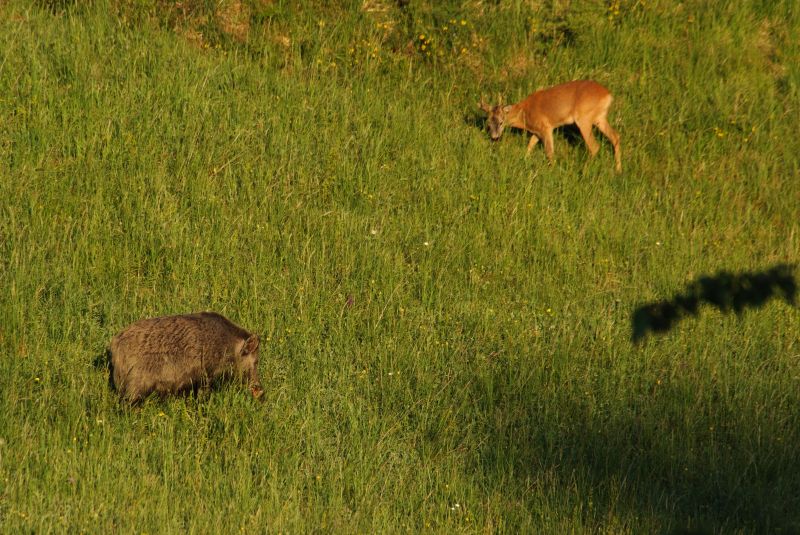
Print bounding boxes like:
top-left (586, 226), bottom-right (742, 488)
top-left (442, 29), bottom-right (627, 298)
top-left (575, 118), bottom-right (601, 157)
top-left (542, 129), bottom-right (556, 162)
top-left (595, 115), bottom-right (621, 172)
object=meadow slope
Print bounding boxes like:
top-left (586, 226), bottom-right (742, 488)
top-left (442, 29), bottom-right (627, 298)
top-left (1, 1), bottom-right (799, 532)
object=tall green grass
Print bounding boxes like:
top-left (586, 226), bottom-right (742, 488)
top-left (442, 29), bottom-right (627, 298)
top-left (1, 1), bottom-right (799, 532)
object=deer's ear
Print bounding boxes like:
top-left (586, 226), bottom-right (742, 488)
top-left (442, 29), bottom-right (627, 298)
top-left (478, 100), bottom-right (491, 113)
top-left (502, 105), bottom-right (513, 114)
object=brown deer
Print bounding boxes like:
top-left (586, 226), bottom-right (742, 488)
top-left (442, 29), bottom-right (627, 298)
top-left (479, 80), bottom-right (621, 172)
top-left (109, 312), bottom-right (264, 403)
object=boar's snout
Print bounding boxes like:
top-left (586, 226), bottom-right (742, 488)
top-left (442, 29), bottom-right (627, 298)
top-left (239, 333), bottom-right (264, 399)
top-left (248, 372), bottom-right (265, 401)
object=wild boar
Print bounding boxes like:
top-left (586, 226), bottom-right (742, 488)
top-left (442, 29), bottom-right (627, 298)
top-left (109, 312), bottom-right (263, 403)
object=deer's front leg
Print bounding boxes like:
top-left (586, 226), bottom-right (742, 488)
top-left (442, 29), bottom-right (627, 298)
top-left (526, 134), bottom-right (540, 155)
top-left (543, 129), bottom-right (555, 162)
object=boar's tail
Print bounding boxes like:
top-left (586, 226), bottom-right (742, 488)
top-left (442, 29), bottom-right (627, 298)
top-left (91, 347), bottom-right (116, 392)
top-left (106, 349), bottom-right (117, 393)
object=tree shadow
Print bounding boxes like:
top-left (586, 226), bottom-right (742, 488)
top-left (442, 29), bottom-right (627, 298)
top-left (475, 264), bottom-right (800, 532)
top-left (478, 383), bottom-right (800, 533)
top-left (632, 264), bottom-right (796, 343)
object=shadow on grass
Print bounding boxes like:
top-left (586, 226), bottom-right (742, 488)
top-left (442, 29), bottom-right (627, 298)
top-left (477, 377), bottom-right (800, 533)
top-left (464, 110), bottom-right (486, 131)
top-left (475, 264), bottom-right (799, 532)
top-left (34, 0), bottom-right (78, 14)
top-left (632, 264), bottom-right (797, 343)
top-left (92, 348), bottom-right (261, 406)
top-left (465, 110), bottom-right (602, 153)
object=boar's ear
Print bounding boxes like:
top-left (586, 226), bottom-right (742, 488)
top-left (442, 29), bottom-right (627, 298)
top-left (241, 334), bottom-right (260, 356)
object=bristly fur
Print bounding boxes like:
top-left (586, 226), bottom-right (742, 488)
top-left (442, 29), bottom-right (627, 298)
top-left (109, 312), bottom-right (263, 403)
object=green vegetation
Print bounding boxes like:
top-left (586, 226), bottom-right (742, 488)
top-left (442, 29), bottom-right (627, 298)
top-left (1, 0), bottom-right (798, 532)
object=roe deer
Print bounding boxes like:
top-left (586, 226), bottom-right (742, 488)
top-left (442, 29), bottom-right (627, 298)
top-left (479, 80), bottom-right (621, 172)
top-left (109, 312), bottom-right (264, 403)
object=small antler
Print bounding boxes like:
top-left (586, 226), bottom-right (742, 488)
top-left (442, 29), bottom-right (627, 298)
top-left (478, 97), bottom-right (491, 113)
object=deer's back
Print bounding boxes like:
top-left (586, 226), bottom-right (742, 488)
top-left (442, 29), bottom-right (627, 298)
top-left (525, 80), bottom-right (612, 126)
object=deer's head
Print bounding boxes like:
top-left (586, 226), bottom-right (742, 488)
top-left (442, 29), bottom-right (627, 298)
top-left (479, 97), bottom-right (511, 141)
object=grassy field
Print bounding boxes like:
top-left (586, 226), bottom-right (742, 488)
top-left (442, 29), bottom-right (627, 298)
top-left (1, 0), bottom-right (799, 532)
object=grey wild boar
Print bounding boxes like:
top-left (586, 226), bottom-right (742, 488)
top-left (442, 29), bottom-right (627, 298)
top-left (109, 312), bottom-right (263, 403)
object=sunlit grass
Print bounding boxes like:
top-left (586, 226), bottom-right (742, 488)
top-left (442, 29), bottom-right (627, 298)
top-left (0, 1), bottom-right (799, 533)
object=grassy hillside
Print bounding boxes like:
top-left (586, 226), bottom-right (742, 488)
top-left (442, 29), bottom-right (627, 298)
top-left (1, 0), bottom-right (799, 532)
